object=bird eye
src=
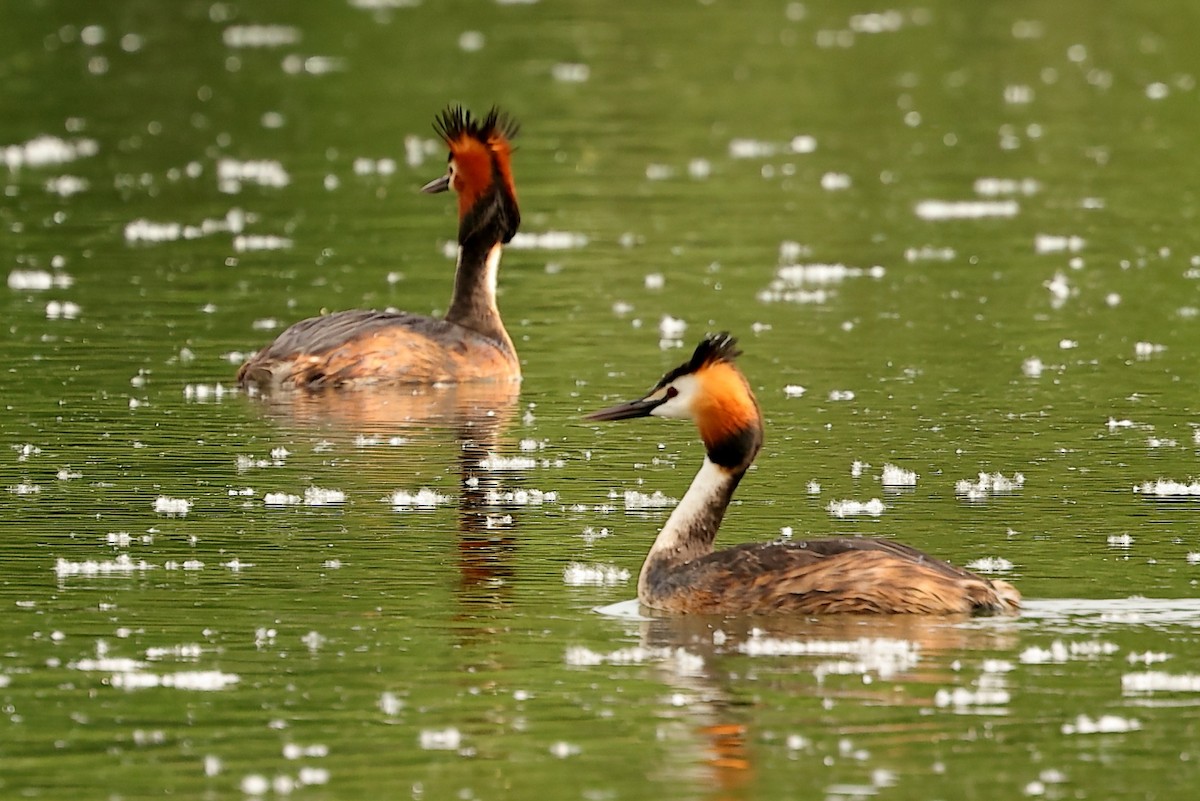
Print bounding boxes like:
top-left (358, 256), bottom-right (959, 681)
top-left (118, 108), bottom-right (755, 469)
top-left (665, 386), bottom-right (678, 399)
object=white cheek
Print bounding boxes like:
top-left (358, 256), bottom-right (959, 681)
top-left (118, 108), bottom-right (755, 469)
top-left (649, 375), bottom-right (697, 420)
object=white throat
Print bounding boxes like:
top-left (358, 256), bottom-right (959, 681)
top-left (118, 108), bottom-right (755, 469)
top-left (638, 457), bottom-right (735, 596)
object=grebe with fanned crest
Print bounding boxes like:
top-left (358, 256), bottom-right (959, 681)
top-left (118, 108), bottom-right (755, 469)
top-left (587, 333), bottom-right (1020, 616)
top-left (237, 105), bottom-right (521, 390)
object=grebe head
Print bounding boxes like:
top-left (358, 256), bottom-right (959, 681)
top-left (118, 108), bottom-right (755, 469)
top-left (421, 105), bottom-right (521, 245)
top-left (587, 333), bottom-right (764, 469)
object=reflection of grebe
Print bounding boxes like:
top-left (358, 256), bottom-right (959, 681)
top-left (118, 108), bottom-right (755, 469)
top-left (237, 105), bottom-right (521, 390)
top-left (587, 333), bottom-right (1020, 616)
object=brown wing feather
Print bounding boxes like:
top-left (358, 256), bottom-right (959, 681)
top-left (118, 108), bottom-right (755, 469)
top-left (237, 310), bottom-right (517, 390)
top-left (643, 538), bottom-right (1020, 616)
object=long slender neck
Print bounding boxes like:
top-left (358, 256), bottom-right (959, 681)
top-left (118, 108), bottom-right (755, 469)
top-left (444, 239), bottom-right (513, 352)
top-left (637, 456), bottom-right (747, 601)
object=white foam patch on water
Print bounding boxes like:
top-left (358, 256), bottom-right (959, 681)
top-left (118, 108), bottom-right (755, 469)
top-left (124, 208), bottom-right (248, 243)
top-left (563, 562), bottom-right (630, 586)
top-left (1122, 671), bottom-right (1200, 693)
top-left (783, 384), bottom-right (806, 398)
top-left (222, 25), bottom-right (300, 47)
top-left (955, 472), bottom-right (1025, 501)
top-left (8, 483), bottom-right (40, 495)
top-left (217, 159), bottom-right (289, 193)
top-left (387, 488), bottom-right (451, 508)
top-left (44, 175), bottom-right (89, 196)
top-left (904, 245), bottom-right (956, 262)
top-left (378, 691), bottom-right (404, 716)
top-left (1134, 479), bottom-right (1200, 496)
top-left (233, 234), bottom-right (292, 252)
top-left (880, 463), bottom-right (918, 487)
top-left (934, 686), bottom-right (1011, 709)
top-left (915, 199), bottom-right (1019, 220)
top-left (828, 389), bottom-right (856, 402)
top-left (111, 670), bottom-right (239, 691)
top-left (1060, 714), bottom-right (1140, 734)
top-left (479, 453), bottom-right (537, 470)
top-left (237, 449), bottom-right (290, 471)
top-left (8, 270), bottom-right (74, 290)
top-left (2, 135), bottom-right (98, 169)
top-left (965, 557), bottom-right (1014, 574)
top-left (282, 55), bottom-right (346, 75)
top-left (564, 645), bottom-right (705, 675)
top-left (55, 555), bottom-right (154, 577)
top-left (739, 635), bottom-right (919, 680)
top-left (1035, 234), bottom-right (1086, 253)
top-left (508, 231), bottom-right (588, 249)
top-left (264, 492), bottom-right (301, 506)
top-left (45, 300), bottom-right (81, 319)
top-left (1134, 341), bottom-right (1166, 359)
top-left (826, 498), bottom-right (885, 517)
top-left (624, 490), bottom-right (678, 510)
top-left (1019, 639), bottom-right (1118, 664)
top-left (351, 157), bottom-right (397, 176)
top-left (154, 496), bottom-right (191, 516)
top-left (183, 383), bottom-right (234, 402)
top-left (303, 487), bottom-right (344, 505)
top-left (974, 177), bottom-right (1040, 196)
top-left (145, 644), bottom-right (203, 661)
top-left (483, 488), bottom-right (558, 505)
top-left (419, 727), bottom-right (462, 750)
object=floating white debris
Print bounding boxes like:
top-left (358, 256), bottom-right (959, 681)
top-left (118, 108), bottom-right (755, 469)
top-left (1134, 341), bottom-right (1166, 359)
top-left (1107, 533), bottom-right (1134, 548)
top-left (1021, 357), bottom-right (1046, 377)
top-left (934, 687), bottom-right (1011, 708)
top-left (1060, 714), bottom-right (1140, 735)
top-left (44, 175), bottom-right (89, 197)
top-left (1034, 234), bottom-right (1085, 253)
top-left (973, 178), bottom-right (1041, 196)
top-left (233, 234), bottom-right (293, 252)
top-left (965, 557), bottom-right (1014, 574)
top-left (828, 390), bottom-right (855, 401)
top-left (281, 54), bottom-right (346, 75)
top-left (624, 490), bottom-right (678, 510)
top-left (8, 483), bottom-right (40, 495)
top-left (124, 208), bottom-right (247, 243)
top-left (826, 498), bottom-right (885, 518)
top-left (549, 741), bottom-right (581, 758)
top-left (904, 245), bottom-right (956, 262)
top-left (154, 496), bottom-right (192, 517)
top-left (1, 135), bottom-right (98, 169)
top-left (783, 384), bottom-right (806, 398)
top-left (351, 157), bottom-right (397, 176)
top-left (387, 488), bottom-right (451, 508)
top-left (880, 464), bottom-right (918, 487)
top-left (1045, 272), bottom-right (1072, 305)
top-left (955, 472), bottom-right (1025, 501)
top-left (111, 670), bottom-right (240, 691)
top-left (304, 487), bottom-right (344, 506)
top-left (378, 691), bottom-right (404, 716)
top-left (820, 172), bottom-right (851, 191)
top-left (217, 158), bottom-right (289, 193)
top-left (1019, 639), bottom-right (1118, 664)
top-left (687, 158), bottom-right (712, 179)
top-left (773, 263), bottom-right (886, 284)
top-left (1122, 671), bottom-right (1200, 693)
top-left (807, 481), bottom-right (821, 494)
top-left (563, 562), bottom-right (630, 586)
top-left (8, 269), bottom-right (74, 290)
top-left (551, 62), bottom-right (590, 82)
top-left (45, 300), bottom-right (81, 319)
top-left (479, 453), bottom-right (537, 470)
top-left (183, 383), bottom-right (232, 402)
top-left (1134, 479), bottom-right (1200, 496)
top-left (851, 460), bottom-right (869, 478)
top-left (264, 492), bottom-right (302, 506)
top-left (914, 200), bottom-right (1019, 220)
top-left (740, 635), bottom-right (919, 680)
top-left (729, 138), bottom-right (778, 159)
top-left (419, 727), bottom-right (462, 750)
top-left (790, 135), bottom-right (817, 153)
top-left (508, 231), bottom-right (588, 249)
top-left (483, 488), bottom-right (557, 505)
top-left (564, 645), bottom-right (705, 675)
top-left (222, 25), bottom-right (300, 48)
top-left (849, 10), bottom-right (904, 33)
top-left (145, 643), bottom-right (203, 660)
top-left (55, 555), bottom-right (154, 577)
top-left (1107, 418), bottom-right (1137, 431)
top-left (659, 314), bottom-right (687, 339)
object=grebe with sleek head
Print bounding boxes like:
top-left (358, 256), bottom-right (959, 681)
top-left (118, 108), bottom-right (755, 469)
top-left (237, 105), bottom-right (522, 390)
top-left (587, 333), bottom-right (1020, 616)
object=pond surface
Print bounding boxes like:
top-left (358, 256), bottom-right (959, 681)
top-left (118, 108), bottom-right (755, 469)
top-left (4, 1), bottom-right (1200, 798)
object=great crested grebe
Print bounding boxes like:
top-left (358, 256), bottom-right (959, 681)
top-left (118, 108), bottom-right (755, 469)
top-left (587, 333), bottom-right (1021, 616)
top-left (237, 105), bottom-right (522, 390)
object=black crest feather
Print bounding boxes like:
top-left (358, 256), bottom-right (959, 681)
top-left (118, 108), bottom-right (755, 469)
top-left (432, 105), bottom-right (520, 145)
top-left (655, 332), bottom-right (741, 389)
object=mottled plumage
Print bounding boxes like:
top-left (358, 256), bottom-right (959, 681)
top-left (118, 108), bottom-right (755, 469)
top-left (587, 333), bottom-right (1020, 616)
top-left (237, 105), bottom-right (521, 391)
